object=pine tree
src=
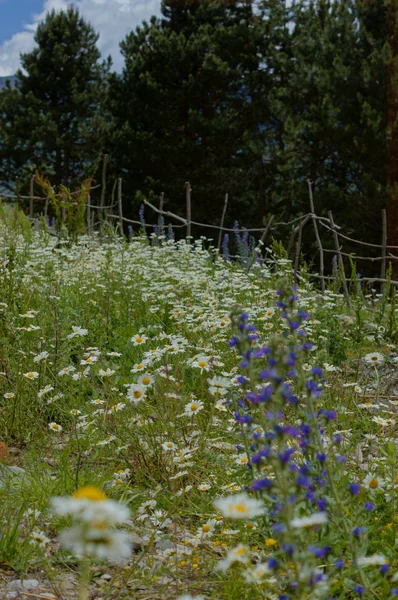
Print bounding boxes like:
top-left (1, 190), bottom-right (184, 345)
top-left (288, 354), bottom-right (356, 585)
top-left (0, 6), bottom-right (109, 192)
top-left (108, 0), bottom-right (272, 227)
top-left (269, 0), bottom-right (387, 249)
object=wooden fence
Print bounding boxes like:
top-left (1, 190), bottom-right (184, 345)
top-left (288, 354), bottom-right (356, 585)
top-left (1, 164), bottom-right (397, 300)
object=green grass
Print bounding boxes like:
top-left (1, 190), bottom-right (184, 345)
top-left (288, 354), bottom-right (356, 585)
top-left (1, 204), bottom-right (398, 599)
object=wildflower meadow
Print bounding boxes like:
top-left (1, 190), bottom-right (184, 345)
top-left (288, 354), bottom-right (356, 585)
top-left (2, 205), bottom-right (398, 599)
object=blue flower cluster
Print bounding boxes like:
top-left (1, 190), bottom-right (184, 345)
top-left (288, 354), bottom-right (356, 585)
top-left (228, 284), bottom-right (387, 598)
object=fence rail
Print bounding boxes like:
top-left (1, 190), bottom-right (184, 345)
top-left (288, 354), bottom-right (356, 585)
top-left (1, 165), bottom-right (396, 298)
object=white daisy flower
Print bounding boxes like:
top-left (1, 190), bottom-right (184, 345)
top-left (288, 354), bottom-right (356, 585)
top-left (197, 482), bottom-right (212, 491)
top-left (363, 473), bottom-right (385, 492)
top-left (197, 518), bottom-right (217, 538)
top-left (33, 351), bottom-right (49, 363)
top-left (364, 352), bottom-right (384, 366)
top-left (184, 400), bottom-right (204, 417)
top-left (51, 486), bottom-right (130, 524)
top-left (290, 512), bottom-right (328, 528)
top-left (127, 384), bottom-right (146, 403)
top-left (137, 373), bottom-right (154, 387)
top-left (98, 368), bottom-right (115, 377)
top-left (67, 326), bottom-right (88, 339)
top-left (214, 492), bottom-right (265, 519)
top-left (131, 334), bottom-right (147, 346)
top-left (357, 554), bottom-right (388, 566)
top-left (216, 544), bottom-right (250, 571)
top-left (162, 441), bottom-right (177, 452)
top-left (24, 371), bottom-right (39, 380)
top-left (48, 422), bottom-right (62, 432)
top-left (190, 355), bottom-right (212, 372)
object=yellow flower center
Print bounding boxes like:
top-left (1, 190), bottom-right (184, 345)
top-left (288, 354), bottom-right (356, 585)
top-left (234, 504), bottom-right (247, 513)
top-left (198, 361), bottom-right (207, 368)
top-left (190, 403), bottom-right (198, 411)
top-left (234, 547), bottom-right (247, 556)
top-left (369, 479), bottom-right (379, 489)
top-left (27, 372), bottom-right (35, 378)
top-left (136, 337), bottom-right (143, 343)
top-left (73, 486), bottom-right (107, 501)
top-left (202, 524), bottom-right (211, 533)
top-left (265, 538), bottom-right (277, 546)
top-left (142, 377), bottom-right (151, 385)
top-left (137, 363), bottom-right (143, 369)
top-left (240, 457), bottom-right (248, 463)
top-left (134, 390), bottom-right (143, 398)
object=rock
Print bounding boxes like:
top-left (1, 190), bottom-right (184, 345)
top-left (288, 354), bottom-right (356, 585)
top-left (0, 464), bottom-right (27, 485)
top-left (131, 533), bottom-right (146, 551)
top-left (7, 579), bottom-right (39, 590)
top-left (155, 538), bottom-right (175, 551)
top-left (101, 574), bottom-right (112, 581)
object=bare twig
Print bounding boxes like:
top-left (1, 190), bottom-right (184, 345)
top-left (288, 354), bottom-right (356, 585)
top-left (247, 215), bottom-right (275, 272)
top-left (328, 210), bottom-right (350, 307)
top-left (185, 182), bottom-right (192, 238)
top-left (217, 193), bottom-right (229, 250)
top-left (158, 192), bottom-right (165, 234)
top-left (118, 178), bottom-right (124, 236)
top-left (307, 179), bottom-right (325, 294)
top-left (294, 214), bottom-right (310, 283)
top-left (381, 209), bottom-right (387, 293)
top-left (29, 174), bottom-right (35, 217)
top-left (100, 154), bottom-right (108, 214)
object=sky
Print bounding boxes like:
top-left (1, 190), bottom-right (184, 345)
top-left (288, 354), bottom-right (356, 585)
top-left (0, 0), bottom-right (162, 76)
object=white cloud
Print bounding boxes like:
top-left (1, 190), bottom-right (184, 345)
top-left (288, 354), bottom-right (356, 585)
top-left (0, 0), bottom-right (162, 76)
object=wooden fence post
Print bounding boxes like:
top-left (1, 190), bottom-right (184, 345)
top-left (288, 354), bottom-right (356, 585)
top-left (86, 195), bottom-right (91, 234)
top-left (247, 215), bottom-right (275, 272)
top-left (294, 214), bottom-right (310, 283)
top-left (381, 208), bottom-right (387, 293)
top-left (118, 178), bottom-right (124, 237)
top-left (307, 179), bottom-right (325, 294)
top-left (328, 210), bottom-right (350, 307)
top-left (111, 179), bottom-right (117, 210)
top-left (29, 174), bottom-right (35, 218)
top-left (100, 154), bottom-right (108, 222)
top-left (185, 182), bottom-right (191, 239)
top-left (217, 193), bottom-right (229, 251)
top-left (15, 177), bottom-right (19, 212)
